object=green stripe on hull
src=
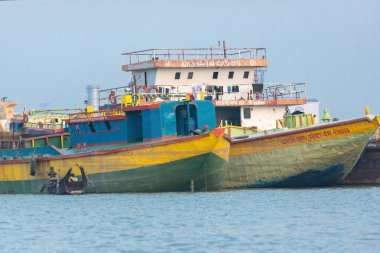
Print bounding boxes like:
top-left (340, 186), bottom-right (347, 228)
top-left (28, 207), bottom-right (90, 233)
top-left (0, 153), bottom-right (227, 194)
top-left (87, 152), bottom-right (227, 193)
top-left (0, 179), bottom-right (46, 194)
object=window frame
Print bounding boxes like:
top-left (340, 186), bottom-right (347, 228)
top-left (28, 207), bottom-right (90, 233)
top-left (243, 108), bottom-right (251, 119)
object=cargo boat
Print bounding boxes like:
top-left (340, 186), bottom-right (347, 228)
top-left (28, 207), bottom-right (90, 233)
top-left (11, 110), bottom-right (73, 137)
top-left (0, 100), bottom-right (230, 193)
top-left (119, 44), bottom-right (378, 188)
top-left (120, 44), bottom-right (316, 131)
top-left (221, 116), bottom-right (380, 188)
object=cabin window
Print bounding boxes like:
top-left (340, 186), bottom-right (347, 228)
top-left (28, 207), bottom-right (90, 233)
top-left (243, 71), bottom-right (249, 79)
top-left (88, 122), bottom-right (96, 133)
top-left (243, 108), bottom-right (251, 119)
top-left (187, 72), bottom-right (193, 79)
top-left (212, 72), bottom-right (219, 79)
top-left (175, 72), bottom-right (181, 79)
top-left (105, 121), bottom-right (112, 131)
top-left (228, 71), bottom-right (234, 79)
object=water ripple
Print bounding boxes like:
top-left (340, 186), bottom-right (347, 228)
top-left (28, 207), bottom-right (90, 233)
top-left (0, 187), bottom-right (380, 252)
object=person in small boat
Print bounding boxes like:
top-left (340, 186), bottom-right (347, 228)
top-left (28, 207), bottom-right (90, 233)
top-left (48, 167), bottom-right (57, 178)
top-left (69, 173), bottom-right (78, 182)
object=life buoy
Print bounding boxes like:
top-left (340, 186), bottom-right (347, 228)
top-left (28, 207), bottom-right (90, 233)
top-left (137, 85), bottom-right (149, 94)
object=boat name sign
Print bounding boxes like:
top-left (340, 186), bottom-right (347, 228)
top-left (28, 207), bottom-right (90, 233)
top-left (281, 128), bottom-right (351, 145)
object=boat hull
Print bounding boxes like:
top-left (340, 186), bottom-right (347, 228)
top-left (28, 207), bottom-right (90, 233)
top-left (0, 129), bottom-right (229, 193)
top-left (220, 117), bottom-right (379, 188)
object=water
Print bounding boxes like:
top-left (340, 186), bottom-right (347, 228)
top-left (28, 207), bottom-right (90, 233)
top-left (1, 187), bottom-right (379, 253)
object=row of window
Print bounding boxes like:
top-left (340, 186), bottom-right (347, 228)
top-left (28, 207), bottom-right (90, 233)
top-left (174, 71), bottom-right (250, 80)
top-left (73, 121), bottom-right (114, 134)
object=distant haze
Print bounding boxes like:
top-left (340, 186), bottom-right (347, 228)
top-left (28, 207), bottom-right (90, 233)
top-left (0, 0), bottom-right (379, 119)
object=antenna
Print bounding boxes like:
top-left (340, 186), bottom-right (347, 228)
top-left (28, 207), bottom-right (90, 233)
top-left (223, 40), bottom-right (227, 59)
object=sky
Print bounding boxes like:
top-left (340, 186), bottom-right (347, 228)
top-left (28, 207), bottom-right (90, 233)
top-left (0, 0), bottom-right (379, 119)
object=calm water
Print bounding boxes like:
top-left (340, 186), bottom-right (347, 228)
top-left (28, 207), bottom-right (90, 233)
top-left (1, 187), bottom-right (380, 253)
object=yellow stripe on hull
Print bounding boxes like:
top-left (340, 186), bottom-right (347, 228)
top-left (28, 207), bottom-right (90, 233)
top-left (0, 130), bottom-right (229, 183)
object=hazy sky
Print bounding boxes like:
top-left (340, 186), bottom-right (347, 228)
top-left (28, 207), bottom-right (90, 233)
top-left (0, 0), bottom-right (379, 119)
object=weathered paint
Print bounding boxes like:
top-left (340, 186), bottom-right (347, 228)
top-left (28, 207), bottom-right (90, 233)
top-left (0, 129), bottom-right (229, 193)
top-left (220, 117), bottom-right (379, 188)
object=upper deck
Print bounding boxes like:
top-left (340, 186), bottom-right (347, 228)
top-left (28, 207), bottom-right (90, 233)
top-left (122, 47), bottom-right (267, 71)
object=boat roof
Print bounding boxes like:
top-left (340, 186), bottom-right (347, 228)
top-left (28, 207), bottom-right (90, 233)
top-left (121, 47), bottom-right (268, 71)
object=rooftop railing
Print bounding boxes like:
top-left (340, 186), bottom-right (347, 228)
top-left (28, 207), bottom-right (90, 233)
top-left (12, 115), bottom-right (24, 121)
top-left (24, 122), bottom-right (63, 130)
top-left (69, 110), bottom-right (124, 120)
top-left (121, 48), bottom-right (267, 66)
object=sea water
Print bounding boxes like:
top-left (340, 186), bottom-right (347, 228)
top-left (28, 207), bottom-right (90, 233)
top-left (0, 187), bottom-right (379, 253)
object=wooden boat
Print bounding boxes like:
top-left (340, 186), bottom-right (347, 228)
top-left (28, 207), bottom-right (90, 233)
top-left (219, 116), bottom-right (380, 188)
top-left (0, 100), bottom-right (230, 194)
top-left (11, 110), bottom-right (72, 137)
top-left (40, 164), bottom-right (88, 195)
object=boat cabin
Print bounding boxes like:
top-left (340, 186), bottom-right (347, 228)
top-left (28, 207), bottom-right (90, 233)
top-left (120, 45), bottom-right (317, 130)
top-left (67, 100), bottom-right (216, 147)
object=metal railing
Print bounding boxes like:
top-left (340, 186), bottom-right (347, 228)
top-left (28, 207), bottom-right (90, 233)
top-left (95, 82), bottom-right (306, 106)
top-left (197, 83), bottom-right (306, 101)
top-left (12, 114), bottom-right (23, 121)
top-left (122, 47), bottom-right (267, 65)
top-left (69, 110), bottom-right (124, 120)
top-left (263, 83), bottom-right (306, 100)
top-left (24, 122), bottom-right (63, 130)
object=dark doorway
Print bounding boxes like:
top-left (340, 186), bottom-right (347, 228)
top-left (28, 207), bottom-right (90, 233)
top-left (216, 107), bottom-right (241, 126)
top-left (126, 111), bottom-right (143, 142)
top-left (176, 104), bottom-right (198, 136)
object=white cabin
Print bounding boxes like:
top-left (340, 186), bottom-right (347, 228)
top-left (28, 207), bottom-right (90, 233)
top-left (121, 47), bottom-right (317, 130)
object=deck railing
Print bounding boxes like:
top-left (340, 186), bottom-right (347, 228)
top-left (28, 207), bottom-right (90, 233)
top-left (95, 82), bottom-right (306, 107)
top-left (24, 122), bottom-right (63, 130)
top-left (69, 110), bottom-right (124, 120)
top-left (12, 114), bottom-right (24, 121)
top-left (122, 47), bottom-right (267, 66)
top-left (262, 83), bottom-right (306, 100)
